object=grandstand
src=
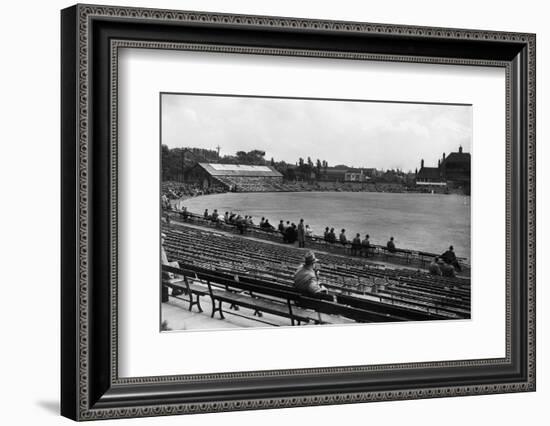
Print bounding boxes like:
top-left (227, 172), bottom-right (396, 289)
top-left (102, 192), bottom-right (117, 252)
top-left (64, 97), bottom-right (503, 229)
top-left (161, 220), bottom-right (471, 329)
top-left (186, 163), bottom-right (284, 192)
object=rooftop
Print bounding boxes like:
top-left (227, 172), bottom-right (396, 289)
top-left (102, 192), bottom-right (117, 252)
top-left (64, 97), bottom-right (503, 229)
top-left (197, 163), bottom-right (283, 177)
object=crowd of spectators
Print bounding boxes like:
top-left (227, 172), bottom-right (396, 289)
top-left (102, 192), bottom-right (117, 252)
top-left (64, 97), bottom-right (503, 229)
top-left (166, 202), bottom-right (463, 275)
top-left (161, 181), bottom-right (225, 201)
top-left (428, 246), bottom-right (462, 277)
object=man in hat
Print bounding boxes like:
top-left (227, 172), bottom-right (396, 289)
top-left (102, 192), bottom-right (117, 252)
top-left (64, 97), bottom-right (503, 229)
top-left (293, 251), bottom-right (328, 295)
top-left (441, 245), bottom-right (461, 272)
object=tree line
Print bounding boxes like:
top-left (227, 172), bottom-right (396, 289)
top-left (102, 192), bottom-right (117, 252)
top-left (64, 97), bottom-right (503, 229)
top-left (161, 145), bottom-right (413, 184)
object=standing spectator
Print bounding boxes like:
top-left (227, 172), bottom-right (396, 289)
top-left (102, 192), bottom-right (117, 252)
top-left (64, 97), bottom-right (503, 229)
top-left (278, 220), bottom-right (285, 235)
top-left (361, 234), bottom-right (371, 257)
top-left (305, 224), bottom-right (314, 238)
top-left (339, 229), bottom-right (348, 246)
top-left (327, 228), bottom-right (336, 244)
top-left (297, 219), bottom-right (306, 248)
top-left (224, 211), bottom-right (230, 223)
top-left (236, 214), bottom-right (245, 234)
top-left (351, 233), bottom-right (361, 256)
top-left (386, 236), bottom-right (396, 253)
top-left (324, 227), bottom-right (330, 241)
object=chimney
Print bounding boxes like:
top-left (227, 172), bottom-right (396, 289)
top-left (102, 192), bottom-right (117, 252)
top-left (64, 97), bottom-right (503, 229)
top-left (421, 159), bottom-right (424, 168)
top-left (459, 145), bottom-right (463, 153)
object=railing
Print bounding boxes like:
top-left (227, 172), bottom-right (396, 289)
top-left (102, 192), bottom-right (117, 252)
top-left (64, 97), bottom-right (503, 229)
top-left (163, 208), bottom-right (469, 273)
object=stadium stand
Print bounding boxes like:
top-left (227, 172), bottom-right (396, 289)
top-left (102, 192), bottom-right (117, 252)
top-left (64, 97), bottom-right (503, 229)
top-left (162, 223), bottom-right (470, 324)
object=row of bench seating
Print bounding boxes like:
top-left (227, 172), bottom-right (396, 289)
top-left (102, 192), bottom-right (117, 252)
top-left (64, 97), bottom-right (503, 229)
top-left (162, 264), bottom-right (450, 325)
top-left (162, 224), bottom-right (470, 320)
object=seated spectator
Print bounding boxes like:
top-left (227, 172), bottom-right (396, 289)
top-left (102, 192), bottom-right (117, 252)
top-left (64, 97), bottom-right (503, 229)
top-left (438, 258), bottom-right (456, 277)
top-left (305, 224), bottom-right (314, 238)
top-left (339, 229), bottom-right (348, 246)
top-left (429, 256), bottom-right (442, 276)
top-left (211, 209), bottom-right (219, 222)
top-left (351, 233), bottom-right (361, 256)
top-left (441, 245), bottom-right (462, 272)
top-left (361, 234), bottom-right (371, 257)
top-left (179, 206), bottom-right (189, 222)
top-left (260, 217), bottom-right (266, 227)
top-left (293, 252), bottom-right (328, 295)
top-left (285, 223), bottom-right (298, 244)
top-left (261, 219), bottom-right (275, 230)
top-left (387, 236), bottom-right (396, 253)
top-left (203, 208), bottom-right (209, 219)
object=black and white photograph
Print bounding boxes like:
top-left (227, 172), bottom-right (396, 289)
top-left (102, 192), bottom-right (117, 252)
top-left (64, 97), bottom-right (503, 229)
top-left (55, 2), bottom-right (537, 421)
top-left (160, 93), bottom-right (472, 331)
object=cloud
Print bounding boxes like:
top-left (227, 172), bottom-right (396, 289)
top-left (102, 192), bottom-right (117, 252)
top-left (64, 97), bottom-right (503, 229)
top-left (161, 94), bottom-right (472, 171)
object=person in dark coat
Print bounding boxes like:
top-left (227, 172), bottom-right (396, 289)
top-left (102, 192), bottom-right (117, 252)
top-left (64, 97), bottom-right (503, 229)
top-left (339, 229), bottom-right (348, 246)
top-left (441, 245), bottom-right (461, 272)
top-left (236, 214), bottom-right (246, 234)
top-left (438, 258), bottom-right (456, 277)
top-left (323, 227), bottom-right (330, 241)
top-left (261, 219), bottom-right (275, 231)
top-left (361, 234), bottom-right (371, 257)
top-left (285, 223), bottom-right (297, 244)
top-left (351, 233), bottom-right (361, 256)
top-left (327, 228), bottom-right (336, 244)
top-left (387, 236), bottom-right (396, 253)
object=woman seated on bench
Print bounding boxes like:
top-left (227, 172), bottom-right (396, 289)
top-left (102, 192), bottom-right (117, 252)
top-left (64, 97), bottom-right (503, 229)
top-left (293, 252), bottom-right (328, 295)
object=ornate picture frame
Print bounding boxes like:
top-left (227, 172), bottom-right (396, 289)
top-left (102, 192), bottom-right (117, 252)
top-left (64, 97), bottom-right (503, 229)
top-left (61, 4), bottom-right (535, 420)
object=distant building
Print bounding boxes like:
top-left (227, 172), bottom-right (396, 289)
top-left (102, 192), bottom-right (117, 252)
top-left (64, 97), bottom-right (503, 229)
top-left (344, 169), bottom-right (371, 182)
top-left (440, 146), bottom-right (471, 188)
top-left (364, 168), bottom-right (381, 178)
top-left (320, 167), bottom-right (347, 182)
top-left (321, 167), bottom-right (372, 182)
top-left (186, 163), bottom-right (283, 192)
top-left (415, 146), bottom-right (471, 192)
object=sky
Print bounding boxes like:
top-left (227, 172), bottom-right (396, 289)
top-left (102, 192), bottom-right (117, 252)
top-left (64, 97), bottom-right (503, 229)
top-left (161, 93), bottom-right (472, 172)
